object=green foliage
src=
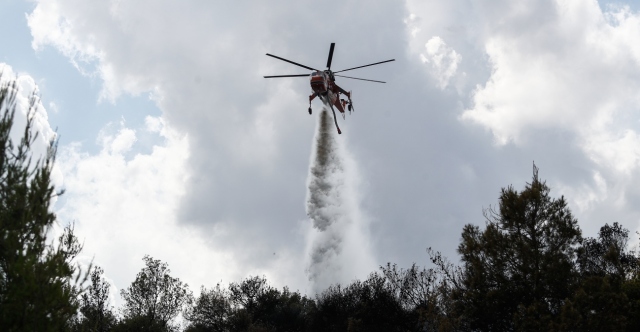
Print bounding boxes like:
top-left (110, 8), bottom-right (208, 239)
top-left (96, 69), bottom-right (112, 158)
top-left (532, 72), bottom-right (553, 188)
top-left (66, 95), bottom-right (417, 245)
top-left (0, 76), bottom-right (87, 331)
top-left (623, 276), bottom-right (640, 331)
top-left (456, 165), bottom-right (582, 330)
top-left (578, 222), bottom-right (638, 279)
top-left (381, 249), bottom-right (464, 331)
top-left (226, 275), bottom-right (315, 332)
top-left (557, 223), bottom-right (640, 331)
top-left (312, 273), bottom-right (410, 332)
top-left (72, 266), bottom-right (117, 332)
top-left (184, 284), bottom-right (231, 331)
top-left (559, 276), bottom-right (629, 331)
top-left (120, 255), bottom-right (192, 331)
top-left (112, 314), bottom-right (171, 332)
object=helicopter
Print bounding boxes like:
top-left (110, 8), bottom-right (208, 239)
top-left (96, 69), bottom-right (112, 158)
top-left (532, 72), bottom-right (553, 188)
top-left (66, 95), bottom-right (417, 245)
top-left (264, 43), bottom-right (394, 134)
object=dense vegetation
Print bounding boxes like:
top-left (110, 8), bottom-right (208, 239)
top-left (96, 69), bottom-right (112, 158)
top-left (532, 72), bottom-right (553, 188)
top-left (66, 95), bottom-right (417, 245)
top-left (3, 77), bottom-right (640, 331)
top-left (0, 78), bottom-right (88, 331)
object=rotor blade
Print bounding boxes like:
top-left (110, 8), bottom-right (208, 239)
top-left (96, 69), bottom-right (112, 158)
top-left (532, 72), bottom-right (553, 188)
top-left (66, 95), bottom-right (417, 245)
top-left (335, 75), bottom-right (386, 83)
top-left (326, 43), bottom-right (335, 69)
top-left (266, 53), bottom-right (319, 71)
top-left (264, 74), bottom-right (311, 78)
top-left (334, 59), bottom-right (395, 73)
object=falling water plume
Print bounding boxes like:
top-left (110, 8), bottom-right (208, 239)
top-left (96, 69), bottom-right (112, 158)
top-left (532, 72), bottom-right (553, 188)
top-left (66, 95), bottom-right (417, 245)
top-left (305, 108), bottom-right (375, 293)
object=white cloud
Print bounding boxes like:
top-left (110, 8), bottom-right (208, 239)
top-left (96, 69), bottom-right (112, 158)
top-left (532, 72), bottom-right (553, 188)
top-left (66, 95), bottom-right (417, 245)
top-left (97, 124), bottom-right (136, 155)
top-left (1, 63), bottom-right (56, 151)
top-left (56, 119), bottom-right (189, 293)
top-left (460, 1), bottom-right (640, 149)
top-left (555, 171), bottom-right (608, 213)
top-left (27, 0), bottom-right (165, 101)
top-left (0, 63), bottom-right (62, 192)
top-left (58, 117), bottom-right (300, 300)
top-left (56, 116), bottom-right (310, 300)
top-left (404, 0), bottom-right (640, 240)
top-left (48, 101), bottom-right (59, 114)
top-left (28, 1), bottom-right (104, 78)
top-left (583, 128), bottom-right (640, 175)
top-left (55, 115), bottom-right (311, 300)
top-left (419, 36), bottom-right (462, 89)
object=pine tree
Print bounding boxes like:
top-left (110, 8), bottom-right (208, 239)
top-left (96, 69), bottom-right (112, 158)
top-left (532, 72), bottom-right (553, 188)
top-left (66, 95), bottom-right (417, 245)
top-left (0, 74), bottom-right (87, 330)
top-left (456, 164), bottom-right (582, 330)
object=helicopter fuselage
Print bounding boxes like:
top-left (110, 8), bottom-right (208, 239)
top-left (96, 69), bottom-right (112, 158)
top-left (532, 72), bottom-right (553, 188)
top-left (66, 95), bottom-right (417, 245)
top-left (310, 70), bottom-right (347, 114)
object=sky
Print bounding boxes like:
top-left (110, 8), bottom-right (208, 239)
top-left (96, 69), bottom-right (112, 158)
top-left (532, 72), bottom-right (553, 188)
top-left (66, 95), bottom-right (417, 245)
top-left (3, 0), bottom-right (640, 307)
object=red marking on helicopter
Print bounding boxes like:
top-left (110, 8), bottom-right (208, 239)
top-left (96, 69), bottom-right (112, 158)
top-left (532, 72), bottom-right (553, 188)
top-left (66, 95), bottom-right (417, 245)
top-left (264, 43), bottom-right (394, 134)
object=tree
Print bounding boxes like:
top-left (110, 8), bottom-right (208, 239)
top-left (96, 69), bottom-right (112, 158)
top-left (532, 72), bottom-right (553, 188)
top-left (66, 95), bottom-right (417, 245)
top-left (623, 273), bottom-right (640, 332)
top-left (558, 223), bottom-right (640, 331)
top-left (381, 249), bottom-right (465, 331)
top-left (0, 74), bottom-right (87, 331)
top-left (312, 273), bottom-right (409, 332)
top-left (73, 266), bottom-right (117, 331)
top-left (456, 165), bottom-right (582, 330)
top-left (226, 275), bottom-right (315, 332)
top-left (119, 255), bottom-right (191, 331)
top-left (184, 284), bottom-right (231, 332)
top-left (578, 222), bottom-right (638, 279)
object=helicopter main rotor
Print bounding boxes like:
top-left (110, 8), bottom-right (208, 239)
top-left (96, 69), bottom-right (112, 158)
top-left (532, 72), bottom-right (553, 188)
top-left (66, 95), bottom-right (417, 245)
top-left (264, 43), bottom-right (394, 83)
